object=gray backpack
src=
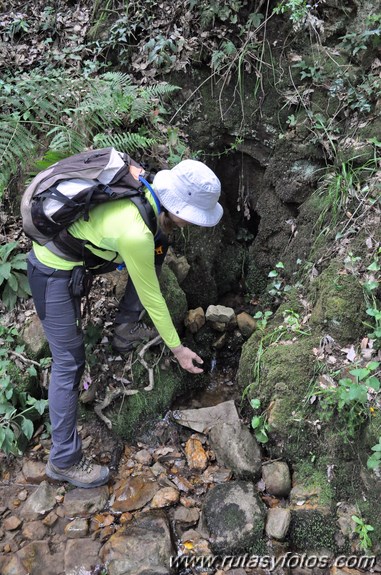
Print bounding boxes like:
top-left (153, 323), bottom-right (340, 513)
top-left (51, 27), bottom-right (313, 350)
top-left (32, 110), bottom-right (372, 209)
top-left (21, 147), bottom-right (157, 262)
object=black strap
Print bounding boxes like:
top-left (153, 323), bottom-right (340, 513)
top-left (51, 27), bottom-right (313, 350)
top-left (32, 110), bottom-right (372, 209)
top-left (52, 194), bottom-right (157, 267)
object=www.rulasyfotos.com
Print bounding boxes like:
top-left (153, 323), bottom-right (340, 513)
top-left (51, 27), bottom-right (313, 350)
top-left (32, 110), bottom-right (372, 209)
top-left (170, 552), bottom-right (377, 571)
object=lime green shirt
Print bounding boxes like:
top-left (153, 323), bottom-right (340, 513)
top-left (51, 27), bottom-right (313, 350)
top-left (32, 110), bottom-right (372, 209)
top-left (33, 194), bottom-right (181, 349)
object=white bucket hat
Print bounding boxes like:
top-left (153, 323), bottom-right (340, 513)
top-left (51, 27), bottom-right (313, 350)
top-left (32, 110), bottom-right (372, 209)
top-left (153, 159), bottom-right (223, 227)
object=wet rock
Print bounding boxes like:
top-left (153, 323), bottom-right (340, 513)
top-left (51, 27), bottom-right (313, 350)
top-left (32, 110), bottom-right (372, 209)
top-left (135, 449), bottom-right (153, 465)
top-left (173, 505), bottom-right (200, 524)
top-left (173, 400), bottom-right (240, 433)
top-left (63, 486), bottom-right (109, 517)
top-left (3, 516), bottom-right (22, 531)
top-left (110, 475), bottom-right (159, 513)
top-left (170, 474), bottom-right (194, 493)
top-left (202, 465), bottom-right (232, 484)
top-left (180, 528), bottom-right (212, 555)
top-left (22, 520), bottom-right (48, 540)
top-left (184, 437), bottom-right (208, 470)
top-left (64, 517), bottom-right (89, 538)
top-left (206, 305), bottom-right (235, 324)
top-left (236, 312), bottom-right (256, 337)
top-left (14, 540), bottom-right (65, 575)
top-left (21, 460), bottom-right (47, 483)
top-left (265, 507), bottom-right (291, 540)
top-left (201, 481), bottom-right (265, 554)
top-left (208, 421), bottom-right (262, 480)
top-left (184, 307), bottom-right (205, 333)
top-left (151, 486), bottom-right (180, 508)
top-left (262, 461), bottom-right (291, 497)
top-left (19, 481), bottom-right (57, 521)
top-left (99, 510), bottom-right (174, 575)
top-left (64, 538), bottom-right (102, 575)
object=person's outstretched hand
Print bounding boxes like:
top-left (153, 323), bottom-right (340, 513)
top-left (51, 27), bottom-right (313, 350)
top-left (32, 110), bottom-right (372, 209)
top-left (171, 345), bottom-right (204, 374)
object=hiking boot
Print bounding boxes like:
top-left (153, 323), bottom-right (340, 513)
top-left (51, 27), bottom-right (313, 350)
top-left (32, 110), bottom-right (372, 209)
top-left (112, 320), bottom-right (158, 353)
top-left (46, 456), bottom-right (109, 489)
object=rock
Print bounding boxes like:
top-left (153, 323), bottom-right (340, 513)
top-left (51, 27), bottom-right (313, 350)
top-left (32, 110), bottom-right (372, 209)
top-left (150, 487), bottom-right (180, 508)
top-left (64, 517), bottom-right (89, 538)
top-left (165, 248), bottom-right (191, 284)
top-left (201, 481), bottom-right (265, 554)
top-left (20, 315), bottom-right (46, 355)
top-left (184, 437), bottom-right (208, 470)
top-left (236, 312), bottom-right (256, 337)
top-left (212, 333), bottom-right (227, 349)
top-left (208, 421), bottom-right (262, 480)
top-left (99, 510), bottom-right (174, 575)
top-left (180, 529), bottom-right (212, 555)
top-left (64, 538), bottom-right (102, 575)
top-left (184, 307), bottom-right (205, 333)
top-left (21, 460), bottom-right (47, 483)
top-left (21, 520), bottom-right (48, 540)
top-left (20, 481), bottom-right (57, 521)
top-left (14, 540), bottom-right (65, 575)
top-left (173, 506), bottom-right (200, 524)
top-left (110, 475), bottom-right (159, 513)
top-left (173, 400), bottom-right (240, 433)
top-left (3, 516), bottom-right (22, 531)
top-left (202, 466), bottom-right (232, 484)
top-left (135, 449), bottom-right (153, 465)
top-left (262, 461), bottom-right (291, 497)
top-left (206, 305), bottom-right (235, 324)
top-left (265, 507), bottom-right (291, 540)
top-left (63, 486), bottom-right (109, 517)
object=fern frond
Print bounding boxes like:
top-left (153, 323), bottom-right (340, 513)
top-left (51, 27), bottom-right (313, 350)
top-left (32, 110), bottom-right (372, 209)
top-left (0, 120), bottom-right (35, 196)
top-left (144, 83), bottom-right (181, 97)
top-left (93, 132), bottom-right (155, 153)
top-left (47, 127), bottom-right (87, 154)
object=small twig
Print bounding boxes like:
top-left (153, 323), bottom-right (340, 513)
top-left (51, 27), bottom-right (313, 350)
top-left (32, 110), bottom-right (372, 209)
top-left (9, 350), bottom-right (40, 367)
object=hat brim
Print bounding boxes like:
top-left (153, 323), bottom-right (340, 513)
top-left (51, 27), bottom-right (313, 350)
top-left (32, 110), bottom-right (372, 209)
top-left (153, 170), bottom-right (223, 227)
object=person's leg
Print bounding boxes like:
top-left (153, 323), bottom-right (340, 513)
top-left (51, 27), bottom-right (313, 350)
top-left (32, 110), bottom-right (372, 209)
top-left (27, 252), bottom-right (109, 487)
top-left (112, 231), bottom-right (168, 351)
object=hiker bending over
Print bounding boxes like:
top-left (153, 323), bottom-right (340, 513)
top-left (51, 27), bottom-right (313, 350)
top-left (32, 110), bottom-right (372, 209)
top-left (27, 158), bottom-right (223, 489)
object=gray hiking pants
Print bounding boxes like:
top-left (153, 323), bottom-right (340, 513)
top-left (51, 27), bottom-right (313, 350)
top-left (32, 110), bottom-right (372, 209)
top-left (27, 236), bottom-right (167, 468)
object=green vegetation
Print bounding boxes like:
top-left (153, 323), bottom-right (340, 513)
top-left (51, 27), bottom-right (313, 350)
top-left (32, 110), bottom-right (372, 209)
top-left (0, 241), bottom-right (31, 309)
top-left (367, 436), bottom-right (381, 472)
top-left (0, 325), bottom-right (49, 455)
top-left (0, 70), bottom-right (180, 197)
top-left (312, 362), bottom-right (380, 440)
top-left (351, 514), bottom-right (374, 552)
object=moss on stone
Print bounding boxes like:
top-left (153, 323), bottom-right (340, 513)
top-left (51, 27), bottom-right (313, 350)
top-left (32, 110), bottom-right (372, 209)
top-left (289, 510), bottom-right (337, 553)
top-left (309, 260), bottom-right (367, 343)
top-left (159, 263), bottom-right (188, 331)
top-left (108, 361), bottom-right (207, 441)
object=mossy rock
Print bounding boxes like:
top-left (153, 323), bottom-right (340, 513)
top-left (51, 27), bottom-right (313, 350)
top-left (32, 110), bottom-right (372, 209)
top-left (289, 510), bottom-right (337, 553)
top-left (159, 262), bottom-right (188, 331)
top-left (309, 260), bottom-right (367, 343)
top-left (238, 330), bottom-right (321, 460)
top-left (106, 360), bottom-right (207, 441)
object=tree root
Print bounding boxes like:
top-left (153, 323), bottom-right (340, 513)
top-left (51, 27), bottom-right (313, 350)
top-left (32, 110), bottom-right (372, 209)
top-left (94, 334), bottom-right (163, 428)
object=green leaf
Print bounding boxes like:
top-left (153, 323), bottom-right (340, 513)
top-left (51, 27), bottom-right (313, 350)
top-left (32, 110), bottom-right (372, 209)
top-left (0, 262), bottom-right (12, 284)
top-left (250, 398), bottom-right (261, 410)
top-left (251, 415), bottom-right (261, 429)
top-left (366, 376), bottom-right (380, 391)
top-left (33, 399), bottom-right (48, 415)
top-left (350, 368), bottom-right (369, 381)
top-left (351, 515), bottom-right (362, 524)
top-left (255, 429), bottom-right (269, 443)
top-left (367, 261), bottom-right (380, 271)
top-left (21, 417), bottom-right (34, 440)
top-left (7, 272), bottom-right (18, 292)
top-left (268, 270), bottom-right (278, 278)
